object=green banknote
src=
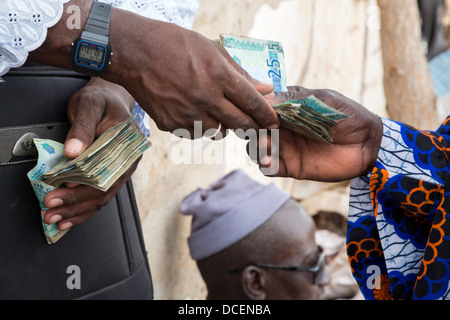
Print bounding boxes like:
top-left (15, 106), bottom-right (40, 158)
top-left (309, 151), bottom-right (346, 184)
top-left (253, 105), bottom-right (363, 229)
top-left (27, 139), bottom-right (70, 244)
top-left (28, 116), bottom-right (151, 244)
top-left (272, 96), bottom-right (349, 144)
top-left (220, 34), bottom-right (349, 144)
top-left (220, 33), bottom-right (287, 92)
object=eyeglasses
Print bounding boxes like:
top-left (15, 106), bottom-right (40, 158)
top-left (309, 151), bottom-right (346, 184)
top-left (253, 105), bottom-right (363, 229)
top-left (228, 248), bottom-right (327, 285)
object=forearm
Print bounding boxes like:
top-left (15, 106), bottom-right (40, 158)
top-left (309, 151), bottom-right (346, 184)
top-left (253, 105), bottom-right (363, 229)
top-left (27, 0), bottom-right (155, 87)
top-left (28, 0), bottom-right (90, 70)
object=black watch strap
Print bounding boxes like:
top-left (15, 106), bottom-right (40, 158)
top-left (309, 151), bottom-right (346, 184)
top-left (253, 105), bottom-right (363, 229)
top-left (81, 1), bottom-right (112, 45)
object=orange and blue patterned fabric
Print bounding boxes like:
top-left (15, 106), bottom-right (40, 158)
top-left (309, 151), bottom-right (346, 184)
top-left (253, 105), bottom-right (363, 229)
top-left (347, 116), bottom-right (450, 300)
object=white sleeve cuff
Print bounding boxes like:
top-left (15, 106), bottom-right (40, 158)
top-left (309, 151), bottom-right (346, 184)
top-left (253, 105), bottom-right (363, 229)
top-left (0, 0), bottom-right (71, 76)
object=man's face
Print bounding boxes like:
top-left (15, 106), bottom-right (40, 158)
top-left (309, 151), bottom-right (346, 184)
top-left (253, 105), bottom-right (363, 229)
top-left (263, 203), bottom-right (330, 300)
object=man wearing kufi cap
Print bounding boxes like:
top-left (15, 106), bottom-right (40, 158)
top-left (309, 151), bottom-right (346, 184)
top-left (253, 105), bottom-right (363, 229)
top-left (180, 169), bottom-right (329, 300)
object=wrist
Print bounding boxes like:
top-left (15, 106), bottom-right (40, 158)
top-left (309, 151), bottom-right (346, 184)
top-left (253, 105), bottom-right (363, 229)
top-left (363, 115), bottom-right (383, 175)
top-left (101, 8), bottom-right (184, 93)
top-left (28, 0), bottom-right (91, 69)
top-left (100, 7), bottom-right (151, 89)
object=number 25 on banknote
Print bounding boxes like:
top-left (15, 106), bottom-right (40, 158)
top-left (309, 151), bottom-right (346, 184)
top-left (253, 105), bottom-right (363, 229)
top-left (266, 57), bottom-right (283, 91)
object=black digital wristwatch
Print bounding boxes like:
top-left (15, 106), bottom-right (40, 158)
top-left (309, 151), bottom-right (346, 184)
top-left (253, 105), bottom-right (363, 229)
top-left (72, 1), bottom-right (112, 76)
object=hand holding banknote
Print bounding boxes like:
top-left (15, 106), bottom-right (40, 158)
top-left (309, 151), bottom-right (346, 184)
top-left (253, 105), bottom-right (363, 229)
top-left (220, 34), bottom-right (349, 144)
top-left (254, 86), bottom-right (383, 182)
top-left (39, 78), bottom-right (142, 238)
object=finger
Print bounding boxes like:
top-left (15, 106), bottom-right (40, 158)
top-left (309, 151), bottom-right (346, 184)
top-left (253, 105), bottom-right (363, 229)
top-left (171, 116), bottom-right (227, 140)
top-left (54, 166), bottom-right (132, 229)
top-left (215, 41), bottom-right (275, 96)
top-left (228, 58), bottom-right (275, 95)
top-left (43, 158), bottom-right (139, 216)
top-left (246, 129), bottom-right (274, 163)
top-left (65, 96), bottom-right (103, 158)
top-left (207, 97), bottom-right (261, 134)
top-left (65, 182), bottom-right (81, 188)
top-left (264, 86), bottom-right (313, 106)
top-left (223, 68), bottom-right (279, 130)
top-left (43, 186), bottom-right (110, 225)
top-left (247, 129), bottom-right (284, 177)
top-left (251, 79), bottom-right (274, 96)
top-left (51, 201), bottom-right (101, 230)
top-left (201, 118), bottom-right (228, 141)
top-left (43, 184), bottom-right (105, 212)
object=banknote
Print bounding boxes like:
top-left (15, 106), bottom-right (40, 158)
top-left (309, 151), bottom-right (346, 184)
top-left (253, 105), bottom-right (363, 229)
top-left (220, 34), bottom-right (349, 144)
top-left (28, 116), bottom-right (151, 244)
top-left (272, 96), bottom-right (349, 144)
top-left (27, 139), bottom-right (70, 244)
top-left (40, 117), bottom-right (151, 191)
top-left (220, 34), bottom-right (287, 92)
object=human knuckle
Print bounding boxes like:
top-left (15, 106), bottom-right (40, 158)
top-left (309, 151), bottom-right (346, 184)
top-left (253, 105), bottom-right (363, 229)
top-left (244, 92), bottom-right (263, 114)
top-left (237, 118), bottom-right (255, 132)
top-left (155, 117), bottom-right (171, 132)
top-left (96, 196), bottom-right (110, 211)
top-left (65, 190), bottom-right (80, 205)
top-left (78, 90), bottom-right (101, 105)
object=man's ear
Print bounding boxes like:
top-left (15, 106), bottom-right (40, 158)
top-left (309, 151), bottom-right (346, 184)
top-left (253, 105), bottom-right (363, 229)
top-left (241, 266), bottom-right (267, 300)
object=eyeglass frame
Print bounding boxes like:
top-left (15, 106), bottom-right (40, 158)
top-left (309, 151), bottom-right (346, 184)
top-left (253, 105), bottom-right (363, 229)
top-left (228, 250), bottom-right (327, 285)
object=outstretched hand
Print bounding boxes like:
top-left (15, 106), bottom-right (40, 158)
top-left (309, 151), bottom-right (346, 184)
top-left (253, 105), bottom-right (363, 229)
top-left (29, 2), bottom-right (279, 140)
top-left (106, 12), bottom-right (279, 138)
top-left (254, 86), bottom-right (383, 182)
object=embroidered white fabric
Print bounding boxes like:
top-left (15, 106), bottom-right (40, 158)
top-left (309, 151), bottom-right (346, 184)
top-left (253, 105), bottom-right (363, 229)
top-left (0, 0), bottom-right (200, 76)
top-left (0, 0), bottom-right (71, 76)
top-left (101, 0), bottom-right (199, 30)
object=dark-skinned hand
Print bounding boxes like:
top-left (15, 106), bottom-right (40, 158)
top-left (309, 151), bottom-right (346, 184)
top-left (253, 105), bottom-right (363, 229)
top-left (42, 77), bottom-right (141, 231)
top-left (252, 86), bottom-right (383, 182)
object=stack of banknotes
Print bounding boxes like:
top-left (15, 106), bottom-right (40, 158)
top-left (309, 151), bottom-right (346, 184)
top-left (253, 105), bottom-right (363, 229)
top-left (220, 34), bottom-right (348, 144)
top-left (28, 116), bottom-right (151, 244)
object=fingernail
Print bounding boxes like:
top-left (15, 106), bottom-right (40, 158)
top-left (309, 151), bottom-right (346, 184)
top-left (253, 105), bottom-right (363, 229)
top-left (65, 182), bottom-right (80, 188)
top-left (48, 214), bottom-right (63, 224)
top-left (47, 198), bottom-right (63, 208)
top-left (59, 221), bottom-right (73, 231)
top-left (65, 138), bottom-right (84, 156)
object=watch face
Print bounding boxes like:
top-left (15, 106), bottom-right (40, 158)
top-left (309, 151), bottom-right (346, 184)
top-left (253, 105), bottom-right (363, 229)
top-left (74, 40), bottom-right (109, 71)
top-left (78, 45), bottom-right (105, 63)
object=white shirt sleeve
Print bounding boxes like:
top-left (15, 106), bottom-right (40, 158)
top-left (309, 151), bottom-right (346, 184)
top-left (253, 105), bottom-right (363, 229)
top-left (0, 0), bottom-right (200, 76)
top-left (0, 0), bottom-right (71, 76)
top-left (102, 0), bottom-right (200, 30)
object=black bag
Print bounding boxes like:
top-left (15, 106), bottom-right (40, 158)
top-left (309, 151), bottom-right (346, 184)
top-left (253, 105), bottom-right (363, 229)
top-left (0, 63), bottom-right (153, 300)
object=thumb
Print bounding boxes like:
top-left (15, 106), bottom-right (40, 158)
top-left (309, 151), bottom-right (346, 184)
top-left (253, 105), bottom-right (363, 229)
top-left (64, 137), bottom-right (87, 159)
top-left (232, 60), bottom-right (274, 95)
top-left (251, 79), bottom-right (274, 96)
top-left (220, 43), bottom-right (274, 95)
top-left (65, 109), bottom-right (100, 159)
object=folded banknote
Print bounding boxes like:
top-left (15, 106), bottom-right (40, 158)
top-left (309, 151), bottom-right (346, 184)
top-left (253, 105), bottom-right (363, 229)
top-left (28, 116), bottom-right (151, 244)
top-left (220, 33), bottom-right (287, 92)
top-left (272, 96), bottom-right (349, 144)
top-left (220, 34), bottom-right (349, 144)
